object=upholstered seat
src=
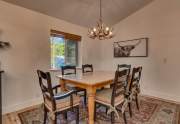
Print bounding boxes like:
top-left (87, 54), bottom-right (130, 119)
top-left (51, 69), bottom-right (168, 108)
top-left (95, 88), bottom-right (124, 106)
top-left (45, 93), bottom-right (80, 112)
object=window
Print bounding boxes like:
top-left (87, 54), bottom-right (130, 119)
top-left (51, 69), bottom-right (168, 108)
top-left (50, 30), bottom-right (81, 69)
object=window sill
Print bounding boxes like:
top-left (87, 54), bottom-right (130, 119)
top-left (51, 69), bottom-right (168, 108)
top-left (49, 68), bottom-right (61, 72)
top-left (49, 67), bottom-right (82, 72)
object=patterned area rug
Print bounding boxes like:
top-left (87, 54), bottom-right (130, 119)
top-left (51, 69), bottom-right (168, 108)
top-left (18, 96), bottom-right (180, 124)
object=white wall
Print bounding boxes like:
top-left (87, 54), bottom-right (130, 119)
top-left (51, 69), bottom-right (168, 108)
top-left (98, 0), bottom-right (180, 102)
top-left (0, 1), bottom-right (101, 114)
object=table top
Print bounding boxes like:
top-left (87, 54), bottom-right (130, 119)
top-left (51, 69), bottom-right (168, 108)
top-left (57, 71), bottom-right (115, 86)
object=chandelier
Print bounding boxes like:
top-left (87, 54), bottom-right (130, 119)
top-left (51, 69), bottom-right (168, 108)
top-left (88, 0), bottom-right (114, 40)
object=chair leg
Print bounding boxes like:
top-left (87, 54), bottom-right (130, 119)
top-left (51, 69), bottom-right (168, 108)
top-left (54, 113), bottom-right (57, 124)
top-left (135, 94), bottom-right (140, 110)
top-left (94, 103), bottom-right (96, 121)
top-left (111, 111), bottom-right (115, 124)
top-left (51, 113), bottom-right (57, 124)
top-left (64, 112), bottom-right (68, 120)
top-left (51, 119), bottom-right (56, 124)
top-left (43, 107), bottom-right (47, 124)
top-left (76, 106), bottom-right (79, 124)
top-left (84, 90), bottom-right (87, 105)
top-left (105, 107), bottom-right (108, 114)
top-left (128, 102), bottom-right (132, 117)
top-left (123, 112), bottom-right (127, 124)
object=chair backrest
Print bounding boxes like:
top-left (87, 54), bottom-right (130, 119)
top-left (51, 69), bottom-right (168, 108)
top-left (111, 69), bottom-right (130, 106)
top-left (61, 65), bottom-right (76, 75)
top-left (129, 66), bottom-right (142, 93)
top-left (37, 70), bottom-right (56, 109)
top-left (82, 64), bottom-right (93, 73)
top-left (116, 64), bottom-right (131, 87)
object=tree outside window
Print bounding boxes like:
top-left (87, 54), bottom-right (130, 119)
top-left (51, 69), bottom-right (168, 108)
top-left (51, 36), bottom-right (78, 69)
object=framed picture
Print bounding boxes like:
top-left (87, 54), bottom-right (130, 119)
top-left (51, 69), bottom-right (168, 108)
top-left (113, 37), bottom-right (148, 57)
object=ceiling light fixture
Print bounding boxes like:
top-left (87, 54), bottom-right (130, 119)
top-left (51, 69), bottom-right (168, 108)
top-left (88, 0), bottom-right (114, 40)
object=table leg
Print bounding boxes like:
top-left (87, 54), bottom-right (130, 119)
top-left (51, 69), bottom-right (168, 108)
top-left (87, 87), bottom-right (96, 124)
top-left (59, 79), bottom-right (66, 91)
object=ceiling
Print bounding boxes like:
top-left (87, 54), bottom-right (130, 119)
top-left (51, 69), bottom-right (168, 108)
top-left (2, 0), bottom-right (153, 27)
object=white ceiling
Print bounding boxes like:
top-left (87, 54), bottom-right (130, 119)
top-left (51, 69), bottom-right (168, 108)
top-left (2, 0), bottom-right (153, 27)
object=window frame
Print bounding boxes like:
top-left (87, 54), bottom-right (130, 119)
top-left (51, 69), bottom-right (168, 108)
top-left (50, 30), bottom-right (81, 70)
top-left (64, 39), bottom-right (79, 66)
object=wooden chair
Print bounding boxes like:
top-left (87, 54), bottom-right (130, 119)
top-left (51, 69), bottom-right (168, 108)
top-left (129, 66), bottom-right (142, 111)
top-left (37, 70), bottom-right (80, 124)
top-left (94, 69), bottom-right (130, 124)
top-left (82, 64), bottom-right (93, 73)
top-left (117, 64), bottom-right (132, 117)
top-left (61, 65), bottom-right (87, 105)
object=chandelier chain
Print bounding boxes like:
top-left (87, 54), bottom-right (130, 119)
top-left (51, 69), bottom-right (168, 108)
top-left (100, 0), bottom-right (102, 22)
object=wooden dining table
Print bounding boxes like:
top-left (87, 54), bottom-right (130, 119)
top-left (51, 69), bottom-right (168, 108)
top-left (57, 71), bottom-right (115, 124)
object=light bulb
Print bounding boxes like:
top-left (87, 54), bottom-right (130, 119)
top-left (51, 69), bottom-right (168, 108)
top-left (109, 31), bottom-right (113, 35)
top-left (106, 27), bottom-right (109, 31)
top-left (93, 28), bottom-right (97, 32)
top-left (90, 31), bottom-right (94, 35)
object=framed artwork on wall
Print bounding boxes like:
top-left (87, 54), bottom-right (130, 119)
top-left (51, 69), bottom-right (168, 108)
top-left (113, 37), bottom-right (148, 57)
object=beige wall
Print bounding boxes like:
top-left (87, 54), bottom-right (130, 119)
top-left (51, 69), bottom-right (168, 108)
top-left (0, 1), bottom-right (101, 114)
top-left (1, 0), bottom-right (180, 114)
top-left (98, 0), bottom-right (180, 102)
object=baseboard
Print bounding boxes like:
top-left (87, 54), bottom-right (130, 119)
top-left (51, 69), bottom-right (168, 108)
top-left (141, 89), bottom-right (180, 104)
top-left (2, 97), bottom-right (43, 114)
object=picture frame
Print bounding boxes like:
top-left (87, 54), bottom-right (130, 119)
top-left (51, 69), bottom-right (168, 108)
top-left (113, 37), bottom-right (148, 57)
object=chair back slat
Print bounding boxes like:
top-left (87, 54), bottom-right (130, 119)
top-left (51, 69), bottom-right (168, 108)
top-left (37, 70), bottom-right (56, 109)
top-left (129, 66), bottom-right (142, 93)
top-left (117, 64), bottom-right (131, 86)
top-left (61, 65), bottom-right (76, 75)
top-left (82, 64), bottom-right (93, 73)
top-left (115, 90), bottom-right (125, 97)
top-left (117, 64), bottom-right (131, 72)
top-left (41, 84), bottom-right (48, 92)
top-left (111, 69), bottom-right (130, 106)
top-left (132, 77), bottom-right (140, 82)
top-left (116, 83), bottom-right (125, 89)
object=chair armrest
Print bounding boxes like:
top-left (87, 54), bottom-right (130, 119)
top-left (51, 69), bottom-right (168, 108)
top-left (52, 84), bottom-right (61, 94)
top-left (52, 84), bottom-right (61, 90)
top-left (54, 90), bottom-right (75, 100)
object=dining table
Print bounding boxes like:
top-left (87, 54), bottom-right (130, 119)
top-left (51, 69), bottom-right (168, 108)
top-left (57, 71), bottom-right (115, 124)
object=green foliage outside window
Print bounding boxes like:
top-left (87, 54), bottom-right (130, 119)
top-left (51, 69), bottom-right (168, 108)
top-left (51, 37), bottom-right (78, 69)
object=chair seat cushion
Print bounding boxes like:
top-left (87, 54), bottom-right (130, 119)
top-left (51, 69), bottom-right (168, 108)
top-left (95, 88), bottom-right (124, 106)
top-left (45, 93), bottom-right (80, 112)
